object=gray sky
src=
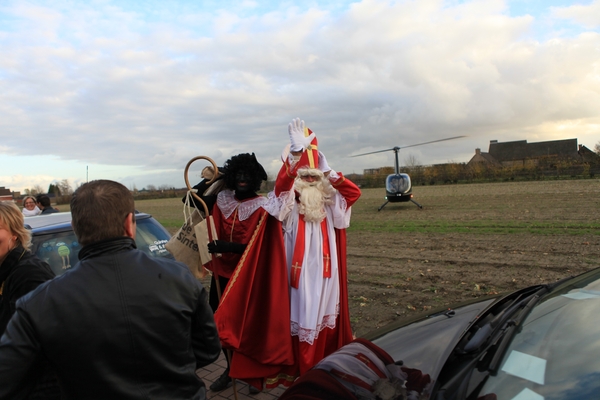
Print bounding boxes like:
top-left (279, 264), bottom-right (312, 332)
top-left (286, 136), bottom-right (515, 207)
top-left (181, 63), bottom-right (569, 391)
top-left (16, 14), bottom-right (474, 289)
top-left (1, 0), bottom-right (599, 192)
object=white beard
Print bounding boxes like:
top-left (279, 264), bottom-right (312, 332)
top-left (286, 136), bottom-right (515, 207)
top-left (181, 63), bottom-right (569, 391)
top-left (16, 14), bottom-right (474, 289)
top-left (294, 177), bottom-right (335, 223)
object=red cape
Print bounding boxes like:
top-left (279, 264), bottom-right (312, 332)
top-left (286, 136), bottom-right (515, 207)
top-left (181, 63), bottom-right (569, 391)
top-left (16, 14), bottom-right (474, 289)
top-left (214, 209), bottom-right (294, 382)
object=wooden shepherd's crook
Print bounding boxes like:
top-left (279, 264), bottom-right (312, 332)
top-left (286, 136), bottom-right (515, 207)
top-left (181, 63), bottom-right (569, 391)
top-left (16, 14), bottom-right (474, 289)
top-left (184, 155), bottom-right (239, 400)
top-left (184, 156), bottom-right (218, 217)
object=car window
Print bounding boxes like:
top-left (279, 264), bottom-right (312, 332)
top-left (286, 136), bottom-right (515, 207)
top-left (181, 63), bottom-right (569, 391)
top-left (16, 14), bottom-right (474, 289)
top-left (34, 231), bottom-right (80, 276)
top-left (31, 216), bottom-right (173, 276)
top-left (134, 218), bottom-right (171, 259)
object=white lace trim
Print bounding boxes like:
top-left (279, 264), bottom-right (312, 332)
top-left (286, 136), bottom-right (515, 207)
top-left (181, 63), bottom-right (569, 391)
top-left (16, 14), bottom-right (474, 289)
top-left (291, 307), bottom-right (339, 345)
top-left (264, 189), bottom-right (295, 221)
top-left (338, 192), bottom-right (348, 213)
top-left (216, 190), bottom-right (267, 221)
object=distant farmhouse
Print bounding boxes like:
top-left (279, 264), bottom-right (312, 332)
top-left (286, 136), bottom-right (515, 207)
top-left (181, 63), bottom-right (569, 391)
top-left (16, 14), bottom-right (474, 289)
top-left (0, 187), bottom-right (14, 202)
top-left (467, 138), bottom-right (599, 167)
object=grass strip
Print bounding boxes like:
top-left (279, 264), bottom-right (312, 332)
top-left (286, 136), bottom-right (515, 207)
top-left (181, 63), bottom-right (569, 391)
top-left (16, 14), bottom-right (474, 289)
top-left (348, 220), bottom-right (600, 235)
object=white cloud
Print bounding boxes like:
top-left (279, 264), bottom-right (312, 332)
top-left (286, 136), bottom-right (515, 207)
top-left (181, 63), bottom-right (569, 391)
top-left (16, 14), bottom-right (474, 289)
top-left (0, 0), bottom-right (598, 192)
top-left (551, 0), bottom-right (600, 29)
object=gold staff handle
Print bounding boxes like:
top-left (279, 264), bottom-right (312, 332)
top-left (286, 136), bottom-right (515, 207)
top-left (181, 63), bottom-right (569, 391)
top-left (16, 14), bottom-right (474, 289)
top-left (184, 156), bottom-right (219, 217)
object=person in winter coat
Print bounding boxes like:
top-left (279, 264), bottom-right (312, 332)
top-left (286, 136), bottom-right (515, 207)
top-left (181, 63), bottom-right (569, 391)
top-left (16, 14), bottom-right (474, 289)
top-left (0, 201), bottom-right (59, 399)
top-left (0, 181), bottom-right (221, 400)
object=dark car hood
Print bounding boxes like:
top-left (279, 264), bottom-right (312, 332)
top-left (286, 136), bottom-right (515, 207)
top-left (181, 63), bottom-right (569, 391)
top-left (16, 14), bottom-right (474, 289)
top-left (362, 296), bottom-right (498, 382)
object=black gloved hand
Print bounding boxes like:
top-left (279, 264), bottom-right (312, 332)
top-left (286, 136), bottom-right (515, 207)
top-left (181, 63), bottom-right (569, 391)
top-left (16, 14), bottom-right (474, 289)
top-left (208, 240), bottom-right (246, 254)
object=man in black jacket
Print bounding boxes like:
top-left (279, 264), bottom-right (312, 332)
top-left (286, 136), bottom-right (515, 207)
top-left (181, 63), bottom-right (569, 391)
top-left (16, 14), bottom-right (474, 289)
top-left (0, 180), bottom-right (221, 400)
top-left (35, 194), bottom-right (59, 214)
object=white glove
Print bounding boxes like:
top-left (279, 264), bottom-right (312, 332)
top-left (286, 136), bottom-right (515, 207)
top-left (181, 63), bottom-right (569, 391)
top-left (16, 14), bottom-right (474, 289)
top-left (318, 151), bottom-right (331, 174)
top-left (288, 118), bottom-right (316, 152)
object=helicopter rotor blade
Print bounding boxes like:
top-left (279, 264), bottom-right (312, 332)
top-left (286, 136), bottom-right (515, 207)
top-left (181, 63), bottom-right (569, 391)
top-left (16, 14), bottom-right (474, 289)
top-left (350, 135), bottom-right (467, 157)
top-left (400, 135), bottom-right (467, 149)
top-left (351, 148), bottom-right (396, 157)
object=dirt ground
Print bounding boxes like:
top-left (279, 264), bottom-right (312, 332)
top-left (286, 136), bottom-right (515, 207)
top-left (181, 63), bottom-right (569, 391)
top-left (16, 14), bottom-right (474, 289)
top-left (346, 231), bottom-right (599, 337)
top-left (151, 179), bottom-right (599, 339)
top-left (345, 179), bottom-right (600, 337)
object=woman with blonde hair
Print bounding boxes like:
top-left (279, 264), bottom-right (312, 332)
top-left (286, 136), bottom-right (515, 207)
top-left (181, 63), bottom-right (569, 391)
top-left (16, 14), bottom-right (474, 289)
top-left (1, 201), bottom-right (55, 332)
top-left (21, 195), bottom-right (41, 216)
top-left (0, 201), bottom-right (60, 399)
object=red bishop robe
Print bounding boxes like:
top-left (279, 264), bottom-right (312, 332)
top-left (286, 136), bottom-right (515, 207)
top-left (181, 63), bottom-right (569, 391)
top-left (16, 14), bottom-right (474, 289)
top-left (213, 192), bottom-right (293, 390)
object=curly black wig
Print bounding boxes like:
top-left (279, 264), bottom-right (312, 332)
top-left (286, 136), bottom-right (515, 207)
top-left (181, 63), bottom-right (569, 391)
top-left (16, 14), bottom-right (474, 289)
top-left (223, 153), bottom-right (267, 192)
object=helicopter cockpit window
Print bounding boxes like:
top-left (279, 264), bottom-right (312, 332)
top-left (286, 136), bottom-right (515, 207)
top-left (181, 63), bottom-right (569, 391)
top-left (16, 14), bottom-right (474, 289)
top-left (386, 174), bottom-right (411, 194)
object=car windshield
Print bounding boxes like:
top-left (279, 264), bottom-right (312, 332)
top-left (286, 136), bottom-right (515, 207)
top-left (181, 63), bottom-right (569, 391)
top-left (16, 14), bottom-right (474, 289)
top-left (474, 272), bottom-right (600, 400)
top-left (31, 217), bottom-right (171, 276)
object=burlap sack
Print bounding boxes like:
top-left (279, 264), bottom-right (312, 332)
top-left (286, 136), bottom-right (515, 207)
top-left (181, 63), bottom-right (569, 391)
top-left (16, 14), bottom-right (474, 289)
top-left (166, 207), bottom-right (208, 279)
top-left (194, 215), bottom-right (218, 266)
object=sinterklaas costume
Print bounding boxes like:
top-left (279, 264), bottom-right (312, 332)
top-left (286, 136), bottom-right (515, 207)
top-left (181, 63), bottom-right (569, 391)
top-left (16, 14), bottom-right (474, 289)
top-left (264, 130), bottom-right (361, 387)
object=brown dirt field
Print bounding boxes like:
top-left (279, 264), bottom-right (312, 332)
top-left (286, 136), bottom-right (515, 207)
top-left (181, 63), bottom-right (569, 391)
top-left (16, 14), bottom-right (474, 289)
top-left (139, 179), bottom-right (600, 339)
top-left (346, 180), bottom-right (600, 337)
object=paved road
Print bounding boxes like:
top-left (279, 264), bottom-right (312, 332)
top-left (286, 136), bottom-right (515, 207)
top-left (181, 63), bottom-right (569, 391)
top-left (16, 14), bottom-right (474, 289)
top-left (198, 353), bottom-right (287, 400)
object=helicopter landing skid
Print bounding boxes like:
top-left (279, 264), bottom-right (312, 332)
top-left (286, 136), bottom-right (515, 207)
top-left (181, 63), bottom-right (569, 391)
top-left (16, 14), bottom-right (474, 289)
top-left (378, 198), bottom-right (423, 211)
top-left (410, 198), bottom-right (423, 209)
top-left (377, 201), bottom-right (389, 212)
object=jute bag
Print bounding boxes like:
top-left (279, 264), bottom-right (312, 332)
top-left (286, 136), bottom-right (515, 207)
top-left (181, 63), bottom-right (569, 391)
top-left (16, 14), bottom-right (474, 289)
top-left (166, 155), bottom-right (221, 279)
top-left (194, 211), bottom-right (219, 266)
top-left (166, 192), bottom-right (208, 279)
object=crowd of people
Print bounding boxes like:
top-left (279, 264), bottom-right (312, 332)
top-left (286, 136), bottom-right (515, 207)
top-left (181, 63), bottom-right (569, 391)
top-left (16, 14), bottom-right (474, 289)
top-left (20, 194), bottom-right (60, 217)
top-left (0, 118), bottom-right (363, 399)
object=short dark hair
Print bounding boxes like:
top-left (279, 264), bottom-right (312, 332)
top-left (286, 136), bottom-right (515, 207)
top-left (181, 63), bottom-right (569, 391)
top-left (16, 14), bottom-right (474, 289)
top-left (70, 180), bottom-right (135, 246)
top-left (36, 194), bottom-right (52, 208)
top-left (223, 153), bottom-right (267, 192)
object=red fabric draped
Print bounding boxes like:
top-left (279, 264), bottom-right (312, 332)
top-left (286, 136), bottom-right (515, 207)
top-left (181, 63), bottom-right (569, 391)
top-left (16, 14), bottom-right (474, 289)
top-left (214, 209), bottom-right (294, 383)
top-left (265, 227), bottom-right (354, 388)
top-left (334, 228), bottom-right (353, 348)
top-left (278, 369), bottom-right (356, 400)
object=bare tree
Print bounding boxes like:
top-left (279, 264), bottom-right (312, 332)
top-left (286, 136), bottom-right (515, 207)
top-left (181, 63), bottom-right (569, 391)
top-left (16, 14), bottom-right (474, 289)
top-left (404, 153), bottom-right (420, 168)
top-left (146, 184), bottom-right (157, 192)
top-left (57, 179), bottom-right (73, 196)
top-left (595, 141), bottom-right (600, 155)
top-left (24, 185), bottom-right (45, 196)
top-left (50, 179), bottom-right (74, 204)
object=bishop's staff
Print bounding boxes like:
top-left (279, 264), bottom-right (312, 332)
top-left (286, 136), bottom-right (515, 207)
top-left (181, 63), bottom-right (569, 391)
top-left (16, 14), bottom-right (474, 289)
top-left (183, 156), bottom-right (222, 294)
top-left (184, 155), bottom-right (239, 400)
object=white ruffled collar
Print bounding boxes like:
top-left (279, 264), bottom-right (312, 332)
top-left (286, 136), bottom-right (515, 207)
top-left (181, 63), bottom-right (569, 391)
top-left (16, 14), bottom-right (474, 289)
top-left (216, 190), bottom-right (267, 221)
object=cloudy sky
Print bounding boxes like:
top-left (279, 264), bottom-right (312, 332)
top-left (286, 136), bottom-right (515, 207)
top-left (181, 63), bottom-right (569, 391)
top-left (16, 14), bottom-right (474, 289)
top-left (1, 0), bottom-right (599, 193)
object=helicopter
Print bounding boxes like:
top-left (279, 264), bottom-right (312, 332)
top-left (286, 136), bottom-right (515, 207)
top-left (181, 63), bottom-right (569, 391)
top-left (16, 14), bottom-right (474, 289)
top-left (352, 136), bottom-right (466, 211)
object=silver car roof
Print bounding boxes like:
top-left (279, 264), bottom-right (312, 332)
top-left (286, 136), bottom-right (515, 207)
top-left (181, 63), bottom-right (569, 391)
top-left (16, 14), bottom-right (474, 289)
top-left (24, 212), bottom-right (73, 229)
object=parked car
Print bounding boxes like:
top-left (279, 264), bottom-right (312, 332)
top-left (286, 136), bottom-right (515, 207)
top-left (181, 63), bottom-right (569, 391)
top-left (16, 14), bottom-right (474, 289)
top-left (24, 212), bottom-right (173, 276)
top-left (282, 267), bottom-right (600, 400)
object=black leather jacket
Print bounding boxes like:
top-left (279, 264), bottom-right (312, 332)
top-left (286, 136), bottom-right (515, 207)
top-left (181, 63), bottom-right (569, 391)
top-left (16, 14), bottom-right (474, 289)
top-left (0, 245), bottom-right (55, 334)
top-left (0, 246), bottom-right (60, 399)
top-left (0, 237), bottom-right (221, 400)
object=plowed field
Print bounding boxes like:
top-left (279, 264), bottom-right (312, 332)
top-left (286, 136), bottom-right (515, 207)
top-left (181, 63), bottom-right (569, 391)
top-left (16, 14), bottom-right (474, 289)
top-left (140, 179), bottom-right (600, 338)
top-left (345, 179), bottom-right (600, 336)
